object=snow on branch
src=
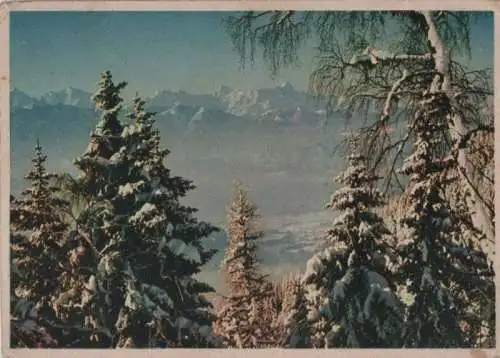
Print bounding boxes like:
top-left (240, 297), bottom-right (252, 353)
top-left (381, 69), bottom-right (409, 121)
top-left (349, 46), bottom-right (432, 66)
top-left (421, 12), bottom-right (448, 77)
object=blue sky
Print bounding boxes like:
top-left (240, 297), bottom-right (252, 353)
top-left (10, 11), bottom-right (493, 98)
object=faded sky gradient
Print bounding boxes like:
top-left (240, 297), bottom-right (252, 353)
top-left (10, 11), bottom-right (493, 98)
top-left (10, 11), bottom-right (315, 98)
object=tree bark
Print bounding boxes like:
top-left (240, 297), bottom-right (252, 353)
top-left (422, 11), bottom-right (495, 260)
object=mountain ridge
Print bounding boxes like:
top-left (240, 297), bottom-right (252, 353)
top-left (11, 82), bottom-right (330, 126)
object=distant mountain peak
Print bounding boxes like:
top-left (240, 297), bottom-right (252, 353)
top-left (279, 81), bottom-right (295, 91)
top-left (39, 87), bottom-right (92, 108)
top-left (10, 88), bottom-right (38, 109)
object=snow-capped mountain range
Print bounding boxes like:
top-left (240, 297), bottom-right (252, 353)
top-left (40, 87), bottom-right (93, 108)
top-left (10, 82), bottom-right (328, 126)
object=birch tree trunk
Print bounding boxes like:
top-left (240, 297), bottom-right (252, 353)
top-left (422, 11), bottom-right (495, 260)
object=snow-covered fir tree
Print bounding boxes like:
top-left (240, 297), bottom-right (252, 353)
top-left (303, 141), bottom-right (403, 348)
top-left (397, 92), bottom-right (495, 348)
top-left (10, 250), bottom-right (61, 348)
top-left (10, 140), bottom-right (71, 315)
top-left (116, 96), bottom-right (220, 347)
top-left (69, 72), bottom-right (220, 348)
top-left (437, 162), bottom-right (495, 348)
top-left (214, 183), bottom-right (277, 348)
top-left (9, 140), bottom-right (81, 347)
top-left (276, 273), bottom-right (311, 348)
top-left (11, 273), bottom-right (60, 347)
top-left (59, 71), bottom-right (130, 347)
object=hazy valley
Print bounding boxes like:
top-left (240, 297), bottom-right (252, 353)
top-left (11, 83), bottom-right (353, 291)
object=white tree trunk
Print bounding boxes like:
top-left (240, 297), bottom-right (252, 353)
top-left (422, 11), bottom-right (495, 260)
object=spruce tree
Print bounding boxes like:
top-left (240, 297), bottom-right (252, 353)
top-left (70, 72), bottom-right (219, 348)
top-left (303, 141), bottom-right (403, 348)
top-left (10, 140), bottom-right (73, 347)
top-left (116, 96), bottom-right (220, 347)
top-left (10, 266), bottom-right (60, 348)
top-left (397, 92), bottom-right (495, 348)
top-left (214, 183), bottom-right (276, 348)
top-left (10, 140), bottom-right (70, 311)
top-left (62, 71), bottom-right (129, 347)
top-left (277, 273), bottom-right (311, 348)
